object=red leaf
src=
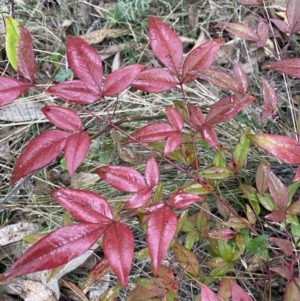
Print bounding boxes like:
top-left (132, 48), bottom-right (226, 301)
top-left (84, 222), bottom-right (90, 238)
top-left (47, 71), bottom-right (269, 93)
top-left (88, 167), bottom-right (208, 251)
top-left (270, 265), bottom-right (292, 281)
top-left (144, 157), bottom-right (159, 189)
top-left (103, 222), bottom-right (134, 286)
top-left (17, 25), bottom-right (35, 82)
top-left (236, 0), bottom-right (263, 4)
top-left (167, 193), bottom-right (204, 208)
top-left (66, 36), bottom-right (103, 90)
top-left (96, 165), bottom-right (147, 192)
top-left (284, 279), bottom-right (300, 301)
top-left (200, 125), bottom-right (219, 149)
top-left (182, 38), bottom-right (223, 83)
top-left (246, 133), bottom-right (300, 164)
top-left (0, 77), bottom-right (31, 106)
top-left (293, 166), bottom-right (300, 182)
top-left (51, 188), bottom-right (113, 223)
top-left (64, 131), bottom-right (90, 177)
top-left (230, 281), bottom-right (254, 301)
top-left (146, 205), bottom-right (177, 274)
top-left (41, 105), bottom-right (82, 131)
top-left (269, 237), bottom-right (293, 256)
top-left (187, 103), bottom-right (205, 127)
top-left (257, 17), bottom-right (269, 48)
top-left (200, 284), bottom-right (220, 301)
top-left (233, 63), bottom-right (248, 94)
top-left (11, 130), bottom-right (71, 184)
top-left (165, 106), bottom-right (183, 131)
top-left (194, 69), bottom-right (239, 92)
top-left (206, 229), bottom-right (237, 240)
top-left (256, 161), bottom-right (269, 194)
top-left (148, 16), bottom-right (183, 77)
top-left (270, 18), bottom-right (291, 34)
top-left (265, 209), bottom-right (286, 222)
top-left (125, 188), bottom-right (152, 209)
top-left (286, 0), bottom-right (300, 33)
top-left (47, 80), bottom-right (101, 104)
top-left (165, 132), bottom-right (182, 155)
top-left (262, 59), bottom-right (300, 78)
top-left (215, 22), bottom-right (260, 42)
top-left (131, 122), bottom-right (174, 142)
top-left (260, 77), bottom-right (278, 120)
top-left (103, 64), bottom-right (144, 96)
top-left (2, 223), bottom-right (106, 281)
top-left (131, 68), bottom-right (178, 93)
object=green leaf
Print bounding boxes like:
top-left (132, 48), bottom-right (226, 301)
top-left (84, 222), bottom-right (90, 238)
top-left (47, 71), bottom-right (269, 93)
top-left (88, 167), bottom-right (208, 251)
top-left (5, 17), bottom-right (20, 71)
top-left (232, 129), bottom-right (250, 172)
top-left (55, 69), bottom-right (73, 82)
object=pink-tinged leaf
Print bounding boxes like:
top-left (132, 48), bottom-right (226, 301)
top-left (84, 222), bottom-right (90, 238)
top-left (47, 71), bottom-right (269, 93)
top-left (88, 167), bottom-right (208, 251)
top-left (41, 105), bottom-right (82, 131)
top-left (265, 209), bottom-right (286, 222)
top-left (0, 77), bottom-right (31, 106)
top-left (230, 281), bottom-right (254, 301)
top-left (201, 284), bottom-right (220, 301)
top-left (260, 77), bottom-right (278, 121)
top-left (206, 94), bottom-right (254, 125)
top-left (187, 103), bottom-right (205, 127)
top-left (165, 132), bottom-right (182, 155)
top-left (51, 188), bottom-right (113, 223)
top-left (236, 0), bottom-right (263, 4)
top-left (148, 16), bottom-right (183, 77)
top-left (165, 106), bottom-right (183, 131)
top-left (256, 161), bottom-right (269, 194)
top-left (215, 22), bottom-right (260, 42)
top-left (286, 0), bottom-right (300, 32)
top-left (125, 188), bottom-right (152, 209)
top-left (269, 237), bottom-right (293, 256)
top-left (96, 165), bottom-right (147, 192)
top-left (167, 193), bottom-right (204, 208)
top-left (2, 223), bottom-right (106, 281)
top-left (103, 222), bottom-right (134, 286)
top-left (103, 64), bottom-right (144, 96)
top-left (47, 80), bottom-right (101, 104)
top-left (270, 265), bottom-right (292, 281)
top-left (284, 279), bottom-right (300, 301)
top-left (64, 131), bottom-right (90, 177)
top-left (200, 125), bottom-right (219, 149)
top-left (131, 122), bottom-right (174, 142)
top-left (66, 36), bottom-right (103, 90)
top-left (233, 63), bottom-right (248, 94)
top-left (288, 199), bottom-right (300, 215)
top-left (263, 58), bottom-right (300, 78)
top-left (144, 157), bottom-right (159, 189)
top-left (246, 133), bottom-right (300, 164)
top-left (182, 38), bottom-right (223, 83)
top-left (270, 18), bottom-right (291, 34)
top-left (206, 229), bottom-right (236, 240)
top-left (293, 166), bottom-right (300, 182)
top-left (131, 68), bottom-right (178, 93)
top-left (194, 69), bottom-right (239, 92)
top-left (147, 205), bottom-right (177, 274)
top-left (11, 130), bottom-right (71, 184)
top-left (257, 17), bottom-right (269, 48)
top-left (264, 168), bottom-right (288, 210)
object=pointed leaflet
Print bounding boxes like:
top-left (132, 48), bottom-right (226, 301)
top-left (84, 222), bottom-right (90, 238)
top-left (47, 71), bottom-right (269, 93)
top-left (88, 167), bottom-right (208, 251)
top-left (286, 0), bottom-right (300, 33)
top-left (256, 161), bottom-right (269, 194)
top-left (260, 77), bottom-right (278, 120)
top-left (51, 188), bottom-right (113, 224)
top-left (247, 133), bottom-right (300, 164)
top-left (293, 166), bottom-right (300, 182)
top-left (131, 68), bottom-right (178, 93)
top-left (269, 237), bottom-right (293, 256)
top-left (288, 199), bottom-right (300, 215)
top-left (230, 281), bottom-right (254, 301)
top-left (165, 106), bottom-right (183, 131)
top-left (96, 165), bottom-right (147, 192)
top-left (271, 18), bottom-right (291, 34)
top-left (200, 125), bottom-right (219, 149)
top-left (125, 189), bottom-right (153, 209)
top-left (41, 105), bottom-right (82, 131)
top-left (148, 16), bottom-right (183, 77)
top-left (206, 229), bottom-right (236, 240)
top-left (103, 64), bottom-right (144, 96)
top-left (200, 284), bottom-right (220, 301)
top-left (146, 205), bottom-right (177, 274)
top-left (47, 80), bottom-right (101, 104)
top-left (270, 266), bottom-right (292, 281)
top-left (262, 59), bottom-right (300, 78)
top-left (167, 193), bottom-right (204, 209)
top-left (232, 130), bottom-right (250, 172)
top-left (284, 279), bottom-right (300, 301)
top-left (233, 63), bottom-right (248, 94)
top-left (265, 209), bottom-right (286, 222)
top-left (5, 17), bottom-right (35, 82)
top-left (144, 157), bottom-right (159, 189)
top-left (103, 222), bottom-right (134, 287)
top-left (1, 223), bottom-right (106, 281)
top-left (182, 38), bottom-right (223, 83)
top-left (0, 77), bottom-right (31, 106)
top-left (11, 130), bottom-right (71, 184)
top-left (165, 132), bottom-right (182, 155)
top-left (66, 36), bottom-right (103, 90)
top-left (215, 22), bottom-right (260, 42)
top-left (257, 18), bottom-right (269, 48)
top-left (64, 132), bottom-right (90, 177)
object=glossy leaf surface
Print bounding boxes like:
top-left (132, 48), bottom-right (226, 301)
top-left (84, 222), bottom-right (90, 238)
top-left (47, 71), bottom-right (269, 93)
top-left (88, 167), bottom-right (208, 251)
top-left (167, 193), bottom-right (204, 208)
top-left (144, 157), bottom-right (159, 189)
top-left (286, 0), bottom-right (300, 33)
top-left (233, 63), bottom-right (248, 94)
top-left (201, 284), bottom-right (220, 301)
top-left (103, 222), bottom-right (134, 286)
top-left (260, 77), bottom-right (278, 120)
top-left (231, 281), bottom-right (254, 301)
top-left (2, 223), bottom-right (106, 280)
top-left (11, 130), bottom-right (71, 184)
top-left (263, 59), bottom-right (300, 78)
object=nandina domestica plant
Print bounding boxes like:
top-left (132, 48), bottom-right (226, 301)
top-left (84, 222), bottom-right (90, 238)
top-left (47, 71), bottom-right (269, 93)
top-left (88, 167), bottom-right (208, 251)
top-left (2, 0), bottom-right (300, 299)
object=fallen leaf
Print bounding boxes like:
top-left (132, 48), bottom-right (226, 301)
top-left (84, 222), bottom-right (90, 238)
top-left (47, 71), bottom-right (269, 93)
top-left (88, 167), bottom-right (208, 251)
top-left (80, 29), bottom-right (130, 45)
